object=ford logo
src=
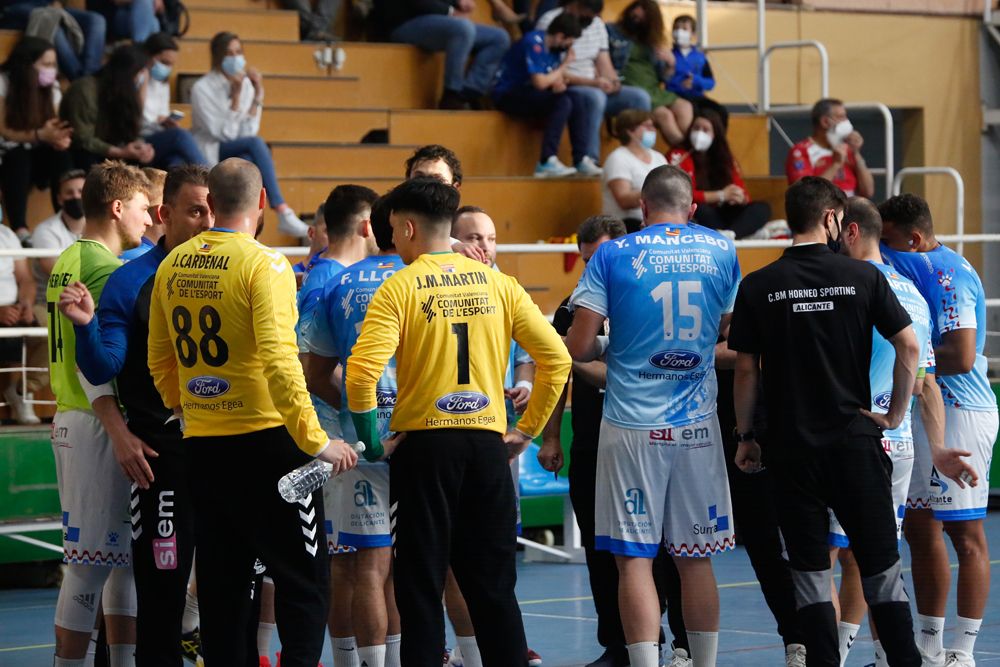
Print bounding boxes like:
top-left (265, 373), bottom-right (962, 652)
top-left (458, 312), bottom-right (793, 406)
top-left (436, 391), bottom-right (490, 414)
top-left (649, 350), bottom-right (702, 370)
top-left (376, 389), bottom-right (397, 408)
top-left (873, 391), bottom-right (893, 410)
top-left (187, 376), bottom-right (230, 398)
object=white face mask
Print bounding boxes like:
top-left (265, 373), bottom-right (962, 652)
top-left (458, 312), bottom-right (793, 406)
top-left (673, 28), bottom-right (692, 47)
top-left (826, 118), bottom-right (853, 146)
top-left (691, 129), bottom-right (713, 152)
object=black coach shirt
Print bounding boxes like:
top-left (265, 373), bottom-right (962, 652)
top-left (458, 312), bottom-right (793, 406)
top-left (728, 244), bottom-right (911, 449)
top-left (553, 296), bottom-right (604, 449)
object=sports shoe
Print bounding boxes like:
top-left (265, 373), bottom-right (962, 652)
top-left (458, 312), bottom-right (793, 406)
top-left (785, 643), bottom-right (807, 667)
top-left (277, 209), bottom-right (310, 237)
top-left (666, 647), bottom-right (693, 667)
top-left (274, 653), bottom-right (322, 667)
top-left (180, 628), bottom-right (201, 663)
top-left (585, 646), bottom-right (629, 667)
top-left (527, 647), bottom-right (543, 666)
top-left (945, 650), bottom-right (975, 667)
top-left (260, 656), bottom-right (272, 667)
top-left (575, 156), bottom-right (603, 177)
top-left (4, 385), bottom-right (39, 424)
top-left (534, 156), bottom-right (576, 178)
top-left (921, 646), bottom-right (947, 667)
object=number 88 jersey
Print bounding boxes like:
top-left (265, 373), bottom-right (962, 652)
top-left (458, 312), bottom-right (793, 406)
top-left (149, 229), bottom-right (328, 455)
top-left (570, 222), bottom-right (741, 429)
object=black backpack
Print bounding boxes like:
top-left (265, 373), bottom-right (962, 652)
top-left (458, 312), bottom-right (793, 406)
top-left (159, 0), bottom-right (189, 37)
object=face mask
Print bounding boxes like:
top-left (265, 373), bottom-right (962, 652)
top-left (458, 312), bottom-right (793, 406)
top-left (691, 129), bottom-right (713, 152)
top-left (62, 197), bottom-right (84, 220)
top-left (826, 118), bottom-right (853, 146)
top-left (639, 129), bottom-right (657, 149)
top-left (826, 212), bottom-right (843, 254)
top-left (673, 28), bottom-right (692, 47)
top-left (221, 54), bottom-right (246, 77)
top-left (37, 66), bottom-right (57, 88)
top-left (134, 70), bottom-right (147, 90)
top-left (551, 44), bottom-right (567, 55)
top-left (150, 60), bottom-right (172, 82)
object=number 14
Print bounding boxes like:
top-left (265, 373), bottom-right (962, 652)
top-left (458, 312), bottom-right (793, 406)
top-left (650, 281), bottom-right (702, 341)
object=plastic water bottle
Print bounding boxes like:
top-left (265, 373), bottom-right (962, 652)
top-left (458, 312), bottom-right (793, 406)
top-left (278, 442), bottom-right (365, 503)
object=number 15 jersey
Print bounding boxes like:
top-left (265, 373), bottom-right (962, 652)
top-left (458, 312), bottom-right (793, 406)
top-left (148, 229), bottom-right (328, 455)
top-left (571, 222), bottom-right (741, 429)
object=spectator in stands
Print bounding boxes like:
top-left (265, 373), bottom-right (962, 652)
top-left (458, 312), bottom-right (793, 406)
top-left (492, 13), bottom-right (586, 178)
top-left (786, 97), bottom-right (874, 199)
top-left (190, 32), bottom-right (310, 237)
top-left (0, 36), bottom-right (73, 244)
top-left (0, 202), bottom-right (39, 424)
top-left (607, 0), bottom-right (692, 146)
top-left (601, 109), bottom-right (666, 231)
top-left (667, 109), bottom-right (770, 238)
top-left (405, 144), bottom-right (464, 188)
top-left (86, 0), bottom-right (160, 44)
top-left (140, 33), bottom-right (208, 167)
top-left (281, 0), bottom-right (337, 42)
top-left (665, 14), bottom-right (727, 128)
top-left (373, 0), bottom-right (510, 110)
top-left (536, 0), bottom-right (651, 176)
top-left (0, 0), bottom-right (106, 80)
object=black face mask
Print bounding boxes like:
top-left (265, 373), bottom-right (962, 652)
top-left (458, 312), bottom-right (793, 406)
top-left (624, 16), bottom-right (646, 35)
top-left (62, 197), bottom-right (84, 220)
top-left (826, 214), bottom-right (843, 254)
top-left (551, 44), bottom-right (567, 55)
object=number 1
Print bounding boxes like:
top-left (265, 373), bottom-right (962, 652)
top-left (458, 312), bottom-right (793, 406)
top-left (451, 323), bottom-right (469, 385)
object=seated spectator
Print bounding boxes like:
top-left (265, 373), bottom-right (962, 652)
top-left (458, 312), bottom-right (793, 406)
top-left (0, 36), bottom-right (73, 243)
top-left (140, 33), bottom-right (208, 167)
top-left (190, 32), bottom-right (309, 237)
top-left (667, 110), bottom-right (770, 238)
top-left (86, 0), bottom-right (160, 43)
top-left (608, 0), bottom-right (691, 146)
top-left (492, 13), bottom-right (585, 178)
top-left (120, 166), bottom-right (165, 261)
top-left (405, 144), bottom-right (464, 187)
top-left (786, 97), bottom-right (874, 198)
top-left (601, 109), bottom-right (665, 231)
top-left (0, 203), bottom-right (39, 423)
top-left (373, 0), bottom-right (510, 110)
top-left (537, 0), bottom-right (651, 176)
top-left (281, 0), bottom-right (337, 42)
top-left (665, 14), bottom-right (727, 128)
top-left (0, 0), bottom-right (105, 80)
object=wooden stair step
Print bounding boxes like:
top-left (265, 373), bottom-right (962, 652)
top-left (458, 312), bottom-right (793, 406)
top-left (186, 7), bottom-right (299, 41)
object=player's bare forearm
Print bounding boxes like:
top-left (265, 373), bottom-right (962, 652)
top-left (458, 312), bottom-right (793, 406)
top-left (572, 360), bottom-right (606, 388)
top-left (564, 307), bottom-right (605, 362)
top-left (917, 372), bottom-right (945, 451)
top-left (304, 353), bottom-right (342, 409)
top-left (542, 384), bottom-right (568, 444)
top-left (886, 327), bottom-right (919, 428)
top-left (733, 352), bottom-right (760, 433)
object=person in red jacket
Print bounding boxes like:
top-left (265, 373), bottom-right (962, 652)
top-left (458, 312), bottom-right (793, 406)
top-left (667, 110), bottom-right (770, 238)
top-left (785, 97), bottom-right (875, 198)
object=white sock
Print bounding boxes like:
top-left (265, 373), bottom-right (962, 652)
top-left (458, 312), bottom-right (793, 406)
top-left (54, 658), bottom-right (87, 667)
top-left (83, 627), bottom-right (99, 667)
top-left (333, 636), bottom-right (361, 667)
top-left (837, 621), bottom-right (861, 666)
top-left (873, 639), bottom-right (888, 667)
top-left (357, 644), bottom-right (386, 667)
top-left (952, 616), bottom-right (982, 656)
top-left (181, 589), bottom-right (199, 633)
top-left (916, 614), bottom-right (945, 658)
top-left (456, 636), bottom-right (483, 667)
top-left (626, 642), bottom-right (659, 667)
top-left (257, 621), bottom-right (275, 657)
top-left (385, 634), bottom-right (401, 667)
top-left (687, 631), bottom-right (719, 667)
top-left (108, 644), bottom-right (135, 667)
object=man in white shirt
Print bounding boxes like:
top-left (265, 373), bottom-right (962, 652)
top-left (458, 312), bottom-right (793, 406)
top-left (537, 0), bottom-right (651, 176)
top-left (0, 207), bottom-right (41, 423)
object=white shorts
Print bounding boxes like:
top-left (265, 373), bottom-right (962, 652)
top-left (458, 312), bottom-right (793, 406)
top-left (907, 405), bottom-right (998, 521)
top-left (829, 436), bottom-right (914, 546)
top-left (324, 462), bottom-right (391, 553)
top-left (594, 416), bottom-right (734, 558)
top-left (52, 410), bottom-right (132, 566)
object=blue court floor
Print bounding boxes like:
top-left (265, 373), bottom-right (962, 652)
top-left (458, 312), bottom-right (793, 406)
top-left (3, 512), bottom-right (1000, 666)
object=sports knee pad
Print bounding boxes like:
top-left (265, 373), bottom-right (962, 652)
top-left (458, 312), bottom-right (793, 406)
top-left (55, 564), bottom-right (112, 632)
top-left (102, 566), bottom-right (137, 617)
top-left (861, 559), bottom-right (908, 606)
top-left (790, 567), bottom-right (833, 610)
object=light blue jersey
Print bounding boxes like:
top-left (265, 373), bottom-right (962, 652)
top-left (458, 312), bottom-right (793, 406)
top-left (295, 257), bottom-right (345, 353)
top-left (883, 244), bottom-right (995, 411)
top-left (304, 254), bottom-right (404, 442)
top-left (504, 341), bottom-right (533, 427)
top-left (869, 262), bottom-right (933, 441)
top-left (571, 222), bottom-right (740, 429)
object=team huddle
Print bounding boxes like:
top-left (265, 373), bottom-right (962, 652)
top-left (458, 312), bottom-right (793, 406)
top-left (42, 145), bottom-right (995, 667)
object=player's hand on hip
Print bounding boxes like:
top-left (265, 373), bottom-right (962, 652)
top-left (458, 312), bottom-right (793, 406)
top-left (860, 408), bottom-right (902, 431)
top-left (504, 386), bottom-right (531, 413)
top-left (932, 447), bottom-right (978, 489)
top-left (380, 432), bottom-right (406, 459)
top-left (318, 439), bottom-right (359, 474)
top-left (57, 281), bottom-right (95, 326)
top-left (735, 439), bottom-right (763, 474)
top-left (111, 431), bottom-right (159, 489)
top-left (503, 429), bottom-right (532, 464)
top-left (537, 438), bottom-right (564, 473)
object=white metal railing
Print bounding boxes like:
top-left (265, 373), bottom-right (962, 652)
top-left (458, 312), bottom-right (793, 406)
top-left (893, 167), bottom-right (966, 255)
top-left (760, 41), bottom-right (830, 113)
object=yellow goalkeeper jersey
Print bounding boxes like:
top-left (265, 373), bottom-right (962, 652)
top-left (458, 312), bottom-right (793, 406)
top-left (346, 252), bottom-right (570, 457)
top-left (148, 229), bottom-right (328, 455)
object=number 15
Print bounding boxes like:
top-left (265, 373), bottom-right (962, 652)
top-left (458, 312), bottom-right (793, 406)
top-left (650, 281), bottom-right (702, 341)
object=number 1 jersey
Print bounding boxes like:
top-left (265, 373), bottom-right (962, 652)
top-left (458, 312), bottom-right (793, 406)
top-left (571, 222), bottom-right (741, 429)
top-left (148, 229), bottom-right (328, 455)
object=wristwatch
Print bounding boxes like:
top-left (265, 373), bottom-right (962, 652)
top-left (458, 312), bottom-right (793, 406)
top-left (734, 428), bottom-right (756, 443)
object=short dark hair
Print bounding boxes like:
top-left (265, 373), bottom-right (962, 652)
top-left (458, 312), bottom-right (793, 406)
top-left (845, 196), bottom-right (882, 242)
top-left (453, 204), bottom-right (486, 224)
top-left (641, 165), bottom-right (693, 214)
top-left (784, 176), bottom-right (847, 235)
top-left (163, 164), bottom-right (209, 205)
top-left (144, 32), bottom-right (178, 56)
top-left (324, 184), bottom-right (378, 241)
top-left (385, 177), bottom-right (460, 233)
top-left (209, 31), bottom-right (239, 70)
top-left (567, 0), bottom-right (603, 13)
top-left (57, 169), bottom-right (86, 188)
top-left (370, 195), bottom-right (394, 252)
top-left (673, 14), bottom-right (696, 30)
top-left (405, 145), bottom-right (463, 186)
top-left (878, 193), bottom-right (933, 235)
top-left (548, 12), bottom-right (582, 38)
top-left (811, 97), bottom-right (844, 128)
top-left (578, 215), bottom-right (627, 244)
